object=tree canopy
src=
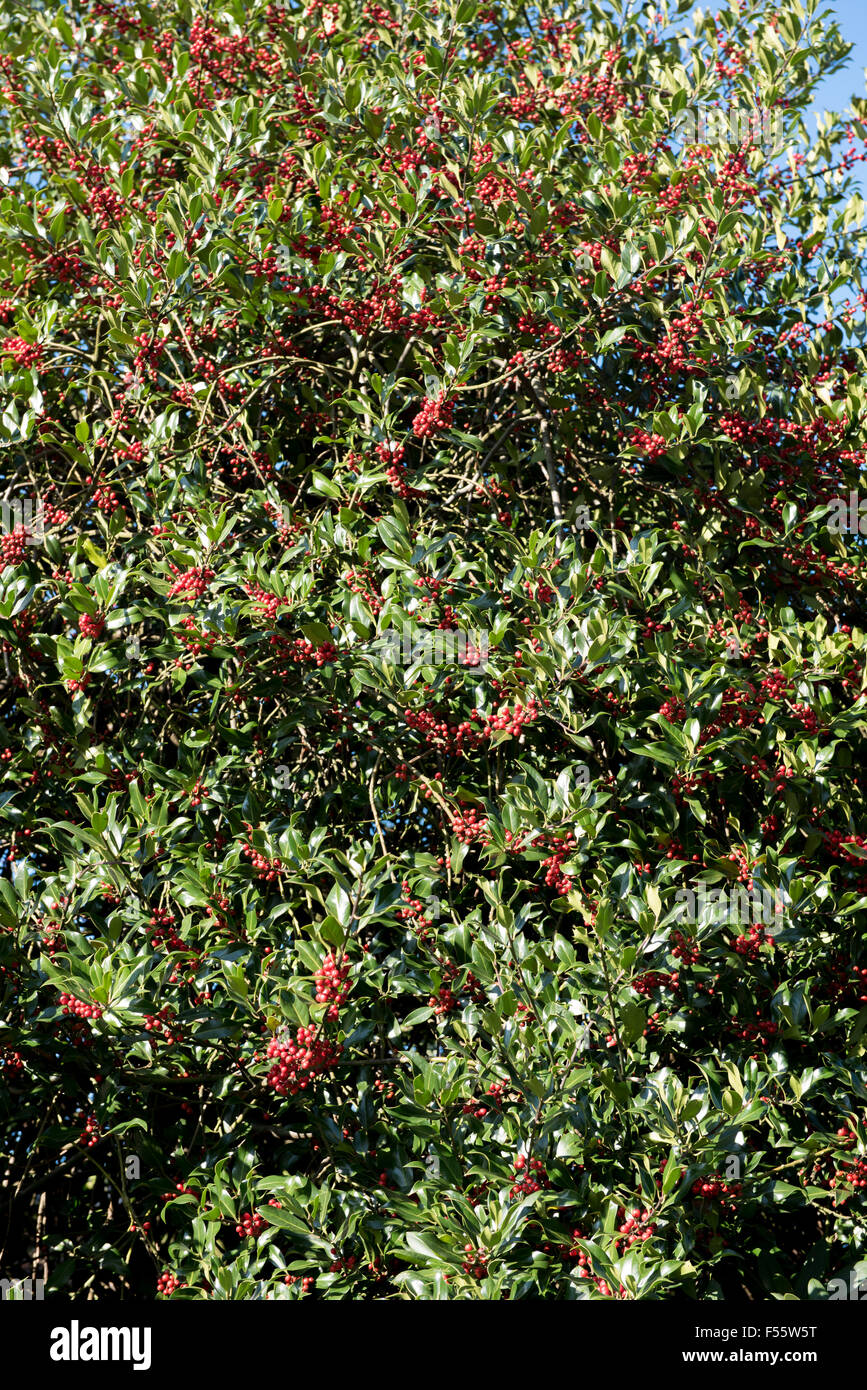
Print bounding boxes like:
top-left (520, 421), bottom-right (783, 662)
top-left (1, 0), bottom-right (867, 1300)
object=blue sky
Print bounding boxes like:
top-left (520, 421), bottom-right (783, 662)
top-left (810, 0), bottom-right (867, 131)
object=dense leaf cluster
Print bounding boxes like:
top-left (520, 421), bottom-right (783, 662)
top-left (1, 0), bottom-right (867, 1300)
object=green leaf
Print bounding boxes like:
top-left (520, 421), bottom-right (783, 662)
top-left (404, 1232), bottom-right (462, 1265)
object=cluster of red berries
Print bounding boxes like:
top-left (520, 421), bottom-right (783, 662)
top-left (826, 1123), bottom-right (867, 1198)
top-left (78, 612), bottom-right (104, 640)
top-left (412, 391), bottom-right (454, 438)
top-left (823, 829), bottom-right (867, 866)
top-left (789, 701), bottom-right (819, 733)
top-left (235, 1210), bottom-right (267, 1239)
top-left (633, 970), bottom-right (679, 995)
top-left (0, 1048), bottom-right (24, 1076)
top-left (78, 1115), bottom-right (101, 1148)
top-left (462, 1244), bottom-right (488, 1279)
top-left (670, 768), bottom-right (716, 798)
top-left (174, 615), bottom-right (217, 662)
top-left (405, 707), bottom-right (486, 754)
top-left (288, 636), bottom-right (337, 665)
top-left (344, 567), bottom-right (383, 615)
top-left (732, 922), bottom-right (773, 960)
top-left (283, 1274), bottom-right (316, 1293)
top-left (616, 1207), bottom-right (657, 1248)
top-left (770, 766), bottom-right (796, 795)
top-left (487, 697), bottom-right (541, 736)
top-left (569, 1233), bottom-right (624, 1298)
top-left (263, 500), bottom-right (304, 546)
top-left (760, 668), bottom-right (791, 701)
top-left (659, 696), bottom-right (686, 723)
top-left (761, 812), bottom-right (780, 840)
top-left (264, 1026), bottom-right (343, 1095)
top-left (510, 1154), bottom-right (550, 1198)
top-left (245, 582), bottom-right (289, 624)
top-left (144, 1006), bottom-right (183, 1043)
top-left (451, 806), bottom-right (489, 845)
top-left (462, 1079), bottom-right (510, 1118)
top-left (0, 524), bottom-right (30, 566)
top-left (375, 441), bottom-right (421, 498)
top-left (147, 908), bottom-right (183, 951)
top-left (631, 428), bottom-right (668, 460)
top-left (726, 846), bottom-right (753, 887)
top-left (832, 1155), bottom-right (867, 1196)
top-left (187, 779), bottom-right (209, 808)
top-left (375, 441), bottom-right (405, 468)
top-left (691, 1175), bottom-right (743, 1210)
top-left (314, 952), bottom-right (350, 1020)
top-left (59, 992), bottom-right (103, 1019)
top-left (161, 1182), bottom-right (199, 1203)
top-left (727, 1016), bottom-right (778, 1045)
top-left (1, 335), bottom-right (43, 368)
top-left (157, 1272), bottom-right (183, 1296)
top-left (384, 459), bottom-right (422, 498)
top-left (458, 640), bottom-right (487, 667)
top-left (328, 1253), bottom-right (357, 1274)
top-left (118, 440), bottom-right (146, 465)
top-left (92, 480), bottom-right (122, 514)
top-left (167, 565), bottom-right (215, 601)
top-left (671, 930), bottom-right (700, 964)
top-left (429, 985), bottom-right (458, 1016)
top-left (241, 837), bottom-right (283, 882)
top-left (397, 883), bottom-right (439, 937)
top-left (462, 1097), bottom-right (490, 1118)
top-left (540, 831), bottom-right (578, 896)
